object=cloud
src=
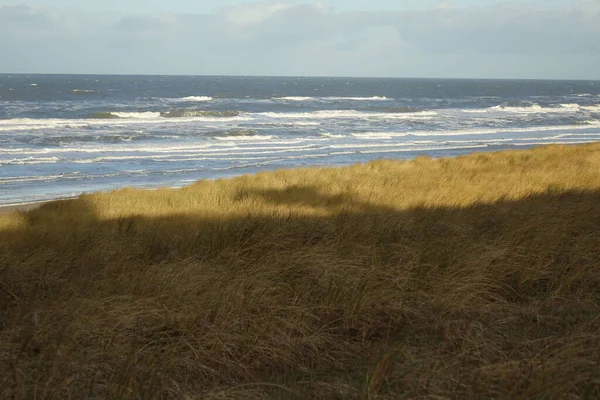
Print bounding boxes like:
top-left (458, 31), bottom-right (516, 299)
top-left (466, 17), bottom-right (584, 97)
top-left (222, 1), bottom-right (297, 27)
top-left (0, 1), bottom-right (598, 79)
top-left (435, 1), bottom-right (452, 10)
top-left (394, 2), bottom-right (600, 55)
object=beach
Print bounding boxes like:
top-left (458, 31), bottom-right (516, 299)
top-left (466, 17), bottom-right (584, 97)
top-left (0, 201), bottom-right (46, 214)
top-left (2, 74), bottom-right (600, 206)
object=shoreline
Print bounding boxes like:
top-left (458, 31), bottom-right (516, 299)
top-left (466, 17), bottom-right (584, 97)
top-left (0, 197), bottom-right (79, 214)
top-left (0, 201), bottom-right (49, 214)
top-left (0, 142), bottom-right (597, 214)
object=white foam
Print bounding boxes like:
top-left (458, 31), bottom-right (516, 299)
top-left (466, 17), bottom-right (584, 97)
top-left (582, 105), bottom-right (600, 112)
top-left (259, 110), bottom-right (436, 120)
top-left (255, 121), bottom-right (321, 127)
top-left (0, 119), bottom-right (91, 131)
top-left (319, 132), bottom-right (345, 138)
top-left (489, 104), bottom-right (581, 114)
top-left (275, 96), bottom-right (389, 101)
top-left (110, 112), bottom-right (162, 119)
top-left (2, 156), bottom-right (61, 165)
top-left (558, 103), bottom-right (582, 110)
top-left (171, 96), bottom-right (213, 102)
top-left (0, 111), bottom-right (257, 132)
top-left (72, 89), bottom-right (97, 93)
top-left (276, 96), bottom-right (314, 101)
top-left (350, 124), bottom-right (600, 139)
top-left (329, 96), bottom-right (389, 101)
top-left (460, 109), bottom-right (490, 114)
top-left (351, 132), bottom-right (395, 139)
top-left (214, 135), bottom-right (276, 141)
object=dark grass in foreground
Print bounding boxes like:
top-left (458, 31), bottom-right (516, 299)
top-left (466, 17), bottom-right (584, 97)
top-left (1, 143), bottom-right (600, 399)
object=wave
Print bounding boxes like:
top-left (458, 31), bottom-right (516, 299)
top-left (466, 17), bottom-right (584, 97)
top-left (214, 135), bottom-right (276, 141)
top-left (275, 96), bottom-right (389, 102)
top-left (276, 97), bottom-right (314, 101)
top-left (319, 132), bottom-right (345, 138)
top-left (0, 172), bottom-right (86, 183)
top-left (89, 112), bottom-right (122, 119)
top-left (489, 103), bottom-right (582, 114)
top-left (1, 156), bottom-right (61, 165)
top-left (87, 109), bottom-right (241, 120)
top-left (109, 111), bottom-right (162, 119)
top-left (169, 96), bottom-right (213, 102)
top-left (0, 119), bottom-right (91, 131)
top-left (581, 105), bottom-right (600, 112)
top-left (160, 109), bottom-right (239, 118)
top-left (88, 112), bottom-right (163, 120)
top-left (350, 124), bottom-right (600, 139)
top-left (71, 89), bottom-right (98, 94)
top-left (377, 107), bottom-right (423, 113)
top-left (259, 110), bottom-right (436, 120)
top-left (207, 129), bottom-right (259, 138)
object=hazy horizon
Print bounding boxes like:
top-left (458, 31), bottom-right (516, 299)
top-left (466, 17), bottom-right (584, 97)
top-left (1, 72), bottom-right (599, 82)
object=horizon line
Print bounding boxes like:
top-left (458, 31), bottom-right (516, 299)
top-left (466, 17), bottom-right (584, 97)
top-left (1, 72), bottom-right (599, 82)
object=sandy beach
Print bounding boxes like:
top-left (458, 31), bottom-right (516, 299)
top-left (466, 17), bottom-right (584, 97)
top-left (0, 201), bottom-right (47, 214)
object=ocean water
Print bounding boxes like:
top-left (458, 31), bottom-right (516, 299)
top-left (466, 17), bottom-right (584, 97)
top-left (1, 74), bottom-right (600, 206)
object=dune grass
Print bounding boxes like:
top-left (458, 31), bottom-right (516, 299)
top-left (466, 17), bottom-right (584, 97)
top-left (1, 143), bottom-right (600, 399)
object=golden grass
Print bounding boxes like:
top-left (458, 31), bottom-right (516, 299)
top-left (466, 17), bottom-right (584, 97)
top-left (1, 143), bottom-right (600, 399)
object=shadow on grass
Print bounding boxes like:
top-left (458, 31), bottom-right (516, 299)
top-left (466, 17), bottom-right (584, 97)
top-left (1, 185), bottom-right (600, 399)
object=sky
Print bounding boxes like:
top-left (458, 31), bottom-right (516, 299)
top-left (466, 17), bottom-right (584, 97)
top-left (0, 0), bottom-right (599, 79)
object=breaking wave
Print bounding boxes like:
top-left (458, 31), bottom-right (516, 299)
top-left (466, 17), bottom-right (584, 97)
top-left (259, 110), bottom-right (436, 120)
top-left (169, 96), bottom-right (213, 102)
top-left (489, 103), bottom-right (582, 114)
top-left (214, 135), bottom-right (276, 141)
top-left (89, 112), bottom-right (122, 119)
top-left (108, 112), bottom-right (162, 119)
top-left (88, 110), bottom-right (240, 119)
top-left (160, 109), bottom-right (239, 118)
top-left (275, 96), bottom-right (389, 101)
top-left (71, 89), bottom-right (98, 94)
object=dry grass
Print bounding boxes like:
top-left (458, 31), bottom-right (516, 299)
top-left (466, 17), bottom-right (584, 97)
top-left (1, 143), bottom-right (600, 399)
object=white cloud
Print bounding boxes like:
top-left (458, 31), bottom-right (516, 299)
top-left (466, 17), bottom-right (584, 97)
top-left (435, 1), bottom-right (452, 10)
top-left (222, 1), bottom-right (296, 27)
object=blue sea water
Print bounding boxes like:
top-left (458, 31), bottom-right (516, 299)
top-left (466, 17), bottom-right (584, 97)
top-left (1, 74), bottom-right (600, 206)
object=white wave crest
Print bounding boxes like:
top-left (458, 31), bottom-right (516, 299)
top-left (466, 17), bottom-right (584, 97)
top-left (110, 112), bottom-right (162, 119)
top-left (275, 96), bottom-right (389, 102)
top-left (276, 96), bottom-right (314, 101)
top-left (259, 110), bottom-right (436, 120)
top-left (581, 104), bottom-right (600, 112)
top-left (71, 89), bottom-right (97, 93)
top-left (319, 132), bottom-right (345, 138)
top-left (171, 96), bottom-right (213, 102)
top-left (489, 103), bottom-right (581, 114)
top-left (2, 156), bottom-right (61, 165)
top-left (214, 135), bottom-right (276, 141)
top-left (350, 123), bottom-right (600, 139)
top-left (0, 119), bottom-right (91, 131)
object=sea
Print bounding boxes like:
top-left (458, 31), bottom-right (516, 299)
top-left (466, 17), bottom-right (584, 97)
top-left (1, 74), bottom-right (600, 206)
